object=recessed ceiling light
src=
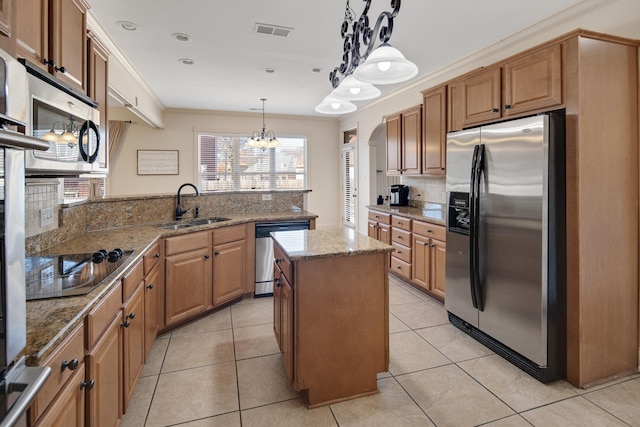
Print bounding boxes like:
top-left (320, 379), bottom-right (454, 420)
top-left (179, 58), bottom-right (194, 65)
top-left (171, 33), bottom-right (191, 42)
top-left (265, 68), bottom-right (276, 74)
top-left (116, 21), bottom-right (138, 31)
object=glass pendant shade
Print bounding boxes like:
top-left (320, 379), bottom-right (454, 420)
top-left (331, 74), bottom-right (381, 101)
top-left (353, 43), bottom-right (418, 85)
top-left (314, 95), bottom-right (357, 115)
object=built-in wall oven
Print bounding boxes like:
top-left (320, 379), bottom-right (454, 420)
top-left (0, 49), bottom-right (50, 426)
top-left (20, 59), bottom-right (106, 176)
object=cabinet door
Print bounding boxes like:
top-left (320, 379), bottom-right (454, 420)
top-left (87, 34), bottom-right (109, 171)
top-left (144, 264), bottom-right (160, 359)
top-left (411, 234), bottom-right (430, 292)
top-left (34, 364), bottom-right (85, 427)
top-left (503, 44), bottom-right (562, 116)
top-left (122, 284), bottom-right (144, 413)
top-left (49, 0), bottom-right (87, 91)
top-left (367, 221), bottom-right (378, 240)
top-left (385, 113), bottom-right (401, 175)
top-left (165, 247), bottom-right (212, 326)
top-left (430, 240), bottom-right (446, 300)
top-left (450, 67), bottom-right (502, 129)
top-left (423, 86), bottom-right (447, 175)
top-left (212, 239), bottom-right (246, 306)
top-left (401, 105), bottom-right (422, 175)
top-left (86, 315), bottom-right (122, 427)
top-left (273, 269), bottom-right (282, 350)
top-left (15, 0), bottom-right (48, 70)
top-left (0, 0), bottom-right (11, 37)
top-left (378, 224), bottom-right (391, 245)
top-left (280, 273), bottom-right (294, 384)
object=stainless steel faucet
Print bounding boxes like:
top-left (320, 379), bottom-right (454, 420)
top-left (175, 183), bottom-right (199, 220)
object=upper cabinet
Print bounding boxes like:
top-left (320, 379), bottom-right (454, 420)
top-left (422, 85), bottom-right (447, 175)
top-left (448, 44), bottom-right (563, 131)
top-left (87, 31), bottom-right (109, 172)
top-left (16, 0), bottom-right (89, 92)
top-left (0, 0), bottom-right (11, 37)
top-left (386, 105), bottom-right (422, 175)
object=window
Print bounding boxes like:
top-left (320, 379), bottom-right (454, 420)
top-left (62, 177), bottom-right (105, 202)
top-left (198, 133), bottom-right (306, 191)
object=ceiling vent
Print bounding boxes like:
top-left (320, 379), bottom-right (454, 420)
top-left (254, 23), bottom-right (293, 37)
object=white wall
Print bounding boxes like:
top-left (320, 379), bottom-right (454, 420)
top-left (107, 107), bottom-right (341, 228)
top-left (340, 0), bottom-right (640, 234)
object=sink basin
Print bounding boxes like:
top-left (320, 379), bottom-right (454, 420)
top-left (158, 223), bottom-right (195, 230)
top-left (188, 217), bottom-right (231, 226)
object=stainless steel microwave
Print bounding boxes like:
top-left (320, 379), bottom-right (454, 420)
top-left (23, 62), bottom-right (107, 176)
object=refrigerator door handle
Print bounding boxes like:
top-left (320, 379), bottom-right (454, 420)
top-left (469, 144), bottom-right (480, 309)
top-left (473, 144), bottom-right (486, 311)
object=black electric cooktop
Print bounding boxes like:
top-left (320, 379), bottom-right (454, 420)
top-left (25, 249), bottom-right (134, 301)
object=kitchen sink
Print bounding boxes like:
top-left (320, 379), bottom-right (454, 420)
top-left (158, 223), bottom-right (195, 230)
top-left (188, 217), bottom-right (231, 226)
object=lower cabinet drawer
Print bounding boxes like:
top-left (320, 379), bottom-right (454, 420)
top-left (390, 256), bottom-right (412, 280)
top-left (86, 282), bottom-right (122, 348)
top-left (391, 228), bottom-right (412, 246)
top-left (391, 242), bottom-right (411, 263)
top-left (31, 323), bottom-right (85, 421)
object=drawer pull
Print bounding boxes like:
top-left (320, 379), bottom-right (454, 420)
top-left (397, 236), bottom-right (402, 239)
top-left (81, 380), bottom-right (95, 391)
top-left (61, 358), bottom-right (79, 372)
top-left (427, 229), bottom-right (432, 233)
top-left (397, 251), bottom-right (402, 254)
top-left (396, 266), bottom-right (402, 270)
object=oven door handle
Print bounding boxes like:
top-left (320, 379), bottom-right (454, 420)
top-left (78, 120), bottom-right (100, 163)
top-left (0, 358), bottom-right (51, 427)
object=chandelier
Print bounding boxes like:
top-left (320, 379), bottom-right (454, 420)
top-left (247, 99), bottom-right (279, 148)
top-left (315, 0), bottom-right (418, 115)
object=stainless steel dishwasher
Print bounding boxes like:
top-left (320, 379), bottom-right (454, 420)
top-left (254, 221), bottom-right (310, 297)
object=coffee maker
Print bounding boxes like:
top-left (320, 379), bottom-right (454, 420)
top-left (390, 184), bottom-right (409, 206)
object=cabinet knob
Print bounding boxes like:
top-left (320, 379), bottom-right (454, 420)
top-left (274, 278), bottom-right (282, 288)
top-left (431, 244), bottom-right (436, 247)
top-left (397, 235), bottom-right (402, 239)
top-left (61, 358), bottom-right (79, 372)
top-left (204, 254), bottom-right (210, 259)
top-left (146, 283), bottom-right (154, 289)
top-left (54, 65), bottom-right (66, 73)
top-left (154, 253), bottom-right (160, 258)
top-left (504, 104), bottom-right (511, 110)
top-left (127, 312), bottom-right (136, 320)
top-left (492, 108), bottom-right (499, 113)
top-left (441, 167), bottom-right (445, 171)
top-left (274, 258), bottom-right (281, 264)
top-left (214, 250), bottom-right (220, 255)
top-left (80, 380), bottom-right (95, 391)
top-left (427, 229), bottom-right (432, 233)
top-left (120, 320), bottom-right (130, 328)
top-left (424, 242), bottom-right (429, 246)
top-left (43, 58), bottom-right (55, 67)
top-left (396, 266), bottom-right (402, 270)
top-left (397, 251), bottom-right (402, 255)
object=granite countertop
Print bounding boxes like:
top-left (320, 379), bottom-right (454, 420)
top-left (24, 210), bottom-right (317, 365)
top-left (271, 227), bottom-right (394, 261)
top-left (368, 203), bottom-right (447, 226)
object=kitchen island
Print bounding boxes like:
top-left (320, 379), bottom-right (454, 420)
top-left (271, 227), bottom-right (394, 407)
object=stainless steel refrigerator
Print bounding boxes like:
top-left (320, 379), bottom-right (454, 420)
top-left (445, 111), bottom-right (566, 383)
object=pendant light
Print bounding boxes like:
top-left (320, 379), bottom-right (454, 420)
top-left (353, 43), bottom-right (419, 85)
top-left (330, 74), bottom-right (381, 101)
top-left (248, 99), bottom-right (279, 148)
top-left (314, 95), bottom-right (357, 115)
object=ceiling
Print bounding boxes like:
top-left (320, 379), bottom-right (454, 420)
top-left (88, 0), bottom-right (584, 117)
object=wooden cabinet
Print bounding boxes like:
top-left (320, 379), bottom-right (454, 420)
top-left (0, 0), bottom-right (11, 37)
top-left (449, 44), bottom-right (562, 131)
top-left (272, 239), bottom-right (389, 408)
top-left (143, 264), bottom-right (160, 358)
top-left (33, 364), bottom-right (86, 427)
top-left (503, 44), bottom-right (562, 117)
top-left (86, 315), bottom-right (122, 427)
top-left (412, 221), bottom-right (447, 301)
top-left (367, 210), bottom-right (391, 245)
top-left (422, 85), bottom-right (447, 175)
top-left (386, 105), bottom-right (422, 175)
top-left (16, 0), bottom-right (89, 91)
top-left (273, 244), bottom-right (294, 383)
top-left (121, 282), bottom-right (144, 413)
top-left (164, 231), bottom-right (212, 326)
top-left (390, 216), bottom-right (412, 281)
top-left (449, 67), bottom-right (502, 130)
top-left (87, 31), bottom-right (109, 172)
top-left (29, 323), bottom-right (85, 423)
top-left (85, 282), bottom-right (122, 426)
top-left (212, 224), bottom-right (246, 306)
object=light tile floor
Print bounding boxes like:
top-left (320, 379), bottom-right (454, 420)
top-left (122, 275), bottom-right (640, 426)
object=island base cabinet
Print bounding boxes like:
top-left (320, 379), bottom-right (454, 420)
top-left (293, 253), bottom-right (389, 408)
